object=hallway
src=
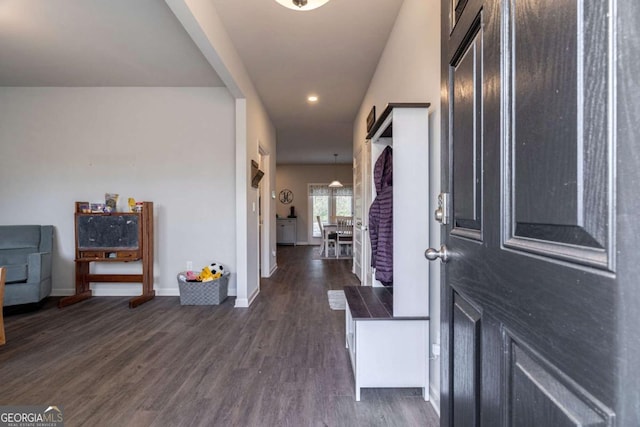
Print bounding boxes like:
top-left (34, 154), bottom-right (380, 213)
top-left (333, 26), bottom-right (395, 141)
top-left (0, 246), bottom-right (439, 426)
top-left (258, 245), bottom-right (440, 425)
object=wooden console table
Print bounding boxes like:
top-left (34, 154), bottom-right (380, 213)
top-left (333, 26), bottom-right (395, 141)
top-left (59, 201), bottom-right (155, 309)
top-left (344, 285), bottom-right (429, 401)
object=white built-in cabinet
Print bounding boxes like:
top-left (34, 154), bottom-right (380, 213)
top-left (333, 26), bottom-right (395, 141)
top-left (345, 103), bottom-right (431, 401)
top-left (276, 218), bottom-right (297, 245)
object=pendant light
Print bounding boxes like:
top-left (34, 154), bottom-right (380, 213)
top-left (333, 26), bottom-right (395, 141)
top-left (274, 0), bottom-right (331, 11)
top-left (328, 153), bottom-right (343, 188)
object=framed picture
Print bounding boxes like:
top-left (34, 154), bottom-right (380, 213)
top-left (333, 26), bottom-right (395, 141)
top-left (90, 202), bottom-right (105, 213)
top-left (279, 189), bottom-right (293, 204)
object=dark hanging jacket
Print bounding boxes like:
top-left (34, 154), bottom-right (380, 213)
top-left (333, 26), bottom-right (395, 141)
top-left (369, 145), bottom-right (393, 285)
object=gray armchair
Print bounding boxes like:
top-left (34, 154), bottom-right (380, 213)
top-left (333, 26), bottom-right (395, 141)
top-left (0, 225), bottom-right (53, 306)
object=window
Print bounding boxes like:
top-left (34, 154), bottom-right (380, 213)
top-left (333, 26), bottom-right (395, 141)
top-left (309, 184), bottom-right (353, 237)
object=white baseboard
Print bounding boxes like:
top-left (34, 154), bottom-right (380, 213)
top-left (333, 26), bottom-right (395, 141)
top-left (236, 285), bottom-right (260, 308)
top-left (263, 264), bottom-right (277, 278)
top-left (248, 286), bottom-right (259, 305)
top-left (156, 288), bottom-right (179, 296)
top-left (52, 287), bottom-right (182, 297)
top-left (53, 282), bottom-right (235, 298)
top-left (234, 298), bottom-right (248, 307)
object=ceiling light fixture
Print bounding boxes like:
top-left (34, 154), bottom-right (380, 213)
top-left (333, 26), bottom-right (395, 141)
top-left (307, 95), bottom-right (318, 103)
top-left (274, 0), bottom-right (331, 11)
top-left (328, 153), bottom-right (343, 188)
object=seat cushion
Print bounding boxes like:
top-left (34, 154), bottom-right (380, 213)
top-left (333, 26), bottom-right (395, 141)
top-left (4, 263), bottom-right (28, 283)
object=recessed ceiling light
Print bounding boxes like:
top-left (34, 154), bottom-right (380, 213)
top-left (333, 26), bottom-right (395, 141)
top-left (274, 0), bottom-right (331, 12)
top-left (308, 95), bottom-right (319, 103)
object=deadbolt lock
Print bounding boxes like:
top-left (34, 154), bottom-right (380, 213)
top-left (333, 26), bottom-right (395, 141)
top-left (435, 193), bottom-right (450, 225)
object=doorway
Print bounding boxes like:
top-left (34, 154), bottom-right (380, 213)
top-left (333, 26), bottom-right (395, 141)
top-left (258, 145), bottom-right (272, 278)
top-left (352, 142), bottom-right (371, 285)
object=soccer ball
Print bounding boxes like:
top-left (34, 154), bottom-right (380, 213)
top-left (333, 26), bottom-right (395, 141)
top-left (209, 262), bottom-right (225, 276)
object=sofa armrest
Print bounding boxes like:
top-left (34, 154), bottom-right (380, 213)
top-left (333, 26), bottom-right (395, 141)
top-left (27, 252), bottom-right (52, 283)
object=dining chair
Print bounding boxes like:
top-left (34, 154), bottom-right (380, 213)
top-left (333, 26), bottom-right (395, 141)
top-left (0, 267), bottom-right (6, 345)
top-left (336, 217), bottom-right (354, 258)
top-left (317, 216), bottom-right (336, 257)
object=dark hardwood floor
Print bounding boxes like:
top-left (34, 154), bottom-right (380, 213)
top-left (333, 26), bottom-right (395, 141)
top-left (0, 246), bottom-right (439, 427)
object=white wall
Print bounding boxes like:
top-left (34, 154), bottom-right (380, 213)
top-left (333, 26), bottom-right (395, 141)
top-left (244, 96), bottom-right (277, 300)
top-left (275, 164), bottom-right (353, 244)
top-left (353, 0), bottom-right (442, 412)
top-left (167, 0), bottom-right (277, 307)
top-left (0, 87), bottom-right (236, 297)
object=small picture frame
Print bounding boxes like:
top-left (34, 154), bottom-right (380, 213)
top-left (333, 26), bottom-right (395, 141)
top-left (90, 202), bottom-right (105, 213)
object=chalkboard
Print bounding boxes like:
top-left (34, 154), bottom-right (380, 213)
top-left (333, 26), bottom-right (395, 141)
top-left (77, 215), bottom-right (140, 250)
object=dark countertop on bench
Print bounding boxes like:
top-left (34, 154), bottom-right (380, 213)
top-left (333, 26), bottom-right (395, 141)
top-left (344, 286), bottom-right (429, 321)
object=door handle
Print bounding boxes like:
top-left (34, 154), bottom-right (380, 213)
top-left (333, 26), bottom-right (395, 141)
top-left (424, 245), bottom-right (450, 263)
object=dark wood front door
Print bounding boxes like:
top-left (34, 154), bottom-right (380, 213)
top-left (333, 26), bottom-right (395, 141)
top-left (439, 0), bottom-right (640, 426)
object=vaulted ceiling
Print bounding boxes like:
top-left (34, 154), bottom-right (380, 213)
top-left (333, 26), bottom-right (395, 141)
top-left (0, 0), bottom-right (404, 164)
top-left (0, 0), bottom-right (223, 87)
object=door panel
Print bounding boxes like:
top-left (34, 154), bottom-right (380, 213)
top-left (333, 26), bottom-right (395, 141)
top-left (440, 0), bottom-right (638, 425)
top-left (452, 292), bottom-right (481, 427)
top-left (508, 336), bottom-right (612, 427)
top-left (452, 0), bottom-right (469, 28)
top-left (505, 0), bottom-right (613, 269)
top-left (451, 20), bottom-right (483, 239)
